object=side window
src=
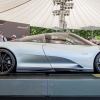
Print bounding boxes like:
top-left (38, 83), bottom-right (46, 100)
top-left (27, 35), bottom-right (45, 43)
top-left (68, 34), bottom-right (87, 45)
top-left (45, 34), bottom-right (68, 44)
top-left (65, 38), bottom-right (73, 45)
top-left (14, 35), bottom-right (45, 42)
top-left (45, 35), bottom-right (51, 43)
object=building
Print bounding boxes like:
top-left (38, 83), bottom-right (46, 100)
top-left (0, 20), bottom-right (30, 39)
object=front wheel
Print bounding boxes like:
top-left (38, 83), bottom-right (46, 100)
top-left (94, 53), bottom-right (100, 73)
top-left (0, 49), bottom-right (16, 75)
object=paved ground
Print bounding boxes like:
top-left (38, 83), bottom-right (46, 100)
top-left (0, 73), bottom-right (98, 79)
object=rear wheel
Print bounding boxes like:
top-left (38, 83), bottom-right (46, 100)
top-left (0, 49), bottom-right (16, 75)
top-left (94, 53), bottom-right (100, 73)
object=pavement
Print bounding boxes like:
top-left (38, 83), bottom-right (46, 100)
top-left (0, 73), bottom-right (99, 79)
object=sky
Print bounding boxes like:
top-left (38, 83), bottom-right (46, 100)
top-left (0, 0), bottom-right (100, 29)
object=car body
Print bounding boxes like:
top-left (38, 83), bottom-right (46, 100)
top-left (0, 32), bottom-right (100, 75)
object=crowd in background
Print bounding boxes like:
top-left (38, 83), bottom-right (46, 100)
top-left (0, 31), bottom-right (7, 42)
top-left (0, 31), bottom-right (18, 42)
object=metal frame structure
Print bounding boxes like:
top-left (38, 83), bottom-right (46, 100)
top-left (53, 0), bottom-right (74, 31)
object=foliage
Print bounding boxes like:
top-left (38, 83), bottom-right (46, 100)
top-left (30, 26), bottom-right (56, 35)
top-left (30, 26), bottom-right (100, 40)
top-left (70, 29), bottom-right (100, 39)
top-left (95, 36), bottom-right (100, 40)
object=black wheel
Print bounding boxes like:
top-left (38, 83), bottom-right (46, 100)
top-left (0, 49), bottom-right (16, 75)
top-left (94, 53), bottom-right (100, 73)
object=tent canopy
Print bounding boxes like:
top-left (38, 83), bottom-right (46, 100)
top-left (0, 0), bottom-right (100, 29)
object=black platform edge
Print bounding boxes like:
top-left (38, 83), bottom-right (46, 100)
top-left (1, 96), bottom-right (100, 100)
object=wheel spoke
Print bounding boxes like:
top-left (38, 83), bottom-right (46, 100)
top-left (5, 57), bottom-right (11, 61)
top-left (6, 63), bottom-right (12, 67)
top-left (3, 60), bottom-right (9, 64)
top-left (2, 53), bottom-right (7, 60)
top-left (4, 60), bottom-right (12, 65)
top-left (3, 60), bottom-right (12, 69)
top-left (97, 62), bottom-right (100, 66)
top-left (3, 64), bottom-right (9, 71)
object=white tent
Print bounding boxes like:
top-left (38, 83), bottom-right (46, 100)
top-left (0, 0), bottom-right (100, 29)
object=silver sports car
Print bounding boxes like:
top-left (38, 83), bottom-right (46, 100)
top-left (0, 32), bottom-right (100, 75)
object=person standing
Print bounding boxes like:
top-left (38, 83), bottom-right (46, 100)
top-left (11, 35), bottom-right (17, 40)
top-left (0, 31), bottom-right (7, 42)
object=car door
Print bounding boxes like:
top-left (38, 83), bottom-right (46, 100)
top-left (43, 33), bottom-right (78, 71)
top-left (14, 34), bottom-right (52, 72)
top-left (43, 33), bottom-right (95, 71)
top-left (43, 43), bottom-right (79, 71)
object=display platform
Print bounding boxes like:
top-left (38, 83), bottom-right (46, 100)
top-left (0, 73), bottom-right (100, 97)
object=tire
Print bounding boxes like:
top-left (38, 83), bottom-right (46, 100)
top-left (0, 49), bottom-right (16, 75)
top-left (94, 53), bottom-right (100, 73)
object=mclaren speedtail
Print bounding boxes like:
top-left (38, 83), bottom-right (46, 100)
top-left (0, 32), bottom-right (100, 75)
